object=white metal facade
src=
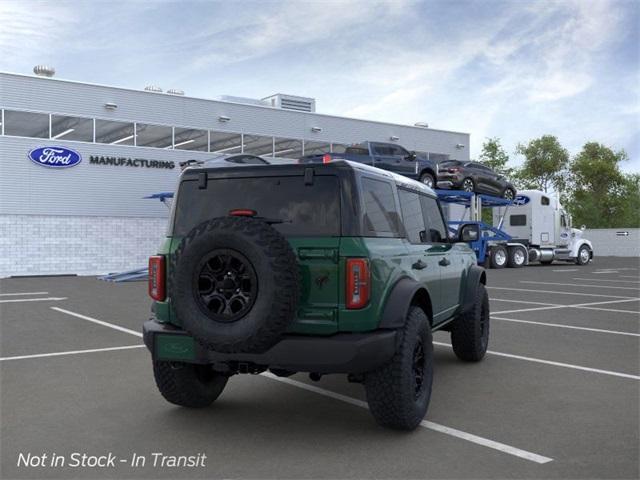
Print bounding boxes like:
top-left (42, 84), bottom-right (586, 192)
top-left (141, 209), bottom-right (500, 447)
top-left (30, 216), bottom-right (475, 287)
top-left (0, 72), bottom-right (470, 277)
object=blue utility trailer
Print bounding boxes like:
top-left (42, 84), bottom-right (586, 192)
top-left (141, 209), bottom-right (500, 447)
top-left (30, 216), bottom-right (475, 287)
top-left (435, 190), bottom-right (528, 268)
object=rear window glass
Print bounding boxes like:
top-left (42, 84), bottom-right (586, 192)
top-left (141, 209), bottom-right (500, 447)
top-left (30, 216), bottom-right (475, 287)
top-left (361, 177), bottom-right (401, 235)
top-left (173, 175), bottom-right (340, 236)
top-left (439, 160), bottom-right (462, 167)
top-left (345, 147), bottom-right (369, 155)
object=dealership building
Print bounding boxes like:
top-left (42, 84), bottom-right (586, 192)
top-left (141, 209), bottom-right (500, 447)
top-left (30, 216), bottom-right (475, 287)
top-left (0, 69), bottom-right (470, 278)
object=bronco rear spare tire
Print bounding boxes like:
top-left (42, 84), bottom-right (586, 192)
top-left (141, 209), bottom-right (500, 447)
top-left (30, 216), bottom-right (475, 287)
top-left (170, 216), bottom-right (300, 353)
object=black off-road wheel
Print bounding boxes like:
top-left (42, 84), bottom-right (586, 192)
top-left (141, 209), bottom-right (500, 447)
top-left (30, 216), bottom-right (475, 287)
top-left (170, 216), bottom-right (300, 353)
top-left (153, 361), bottom-right (228, 408)
top-left (364, 306), bottom-right (433, 430)
top-left (450, 283), bottom-right (489, 361)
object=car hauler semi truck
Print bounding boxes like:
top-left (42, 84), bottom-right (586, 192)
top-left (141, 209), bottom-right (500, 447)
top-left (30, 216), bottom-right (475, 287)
top-left (493, 190), bottom-right (594, 266)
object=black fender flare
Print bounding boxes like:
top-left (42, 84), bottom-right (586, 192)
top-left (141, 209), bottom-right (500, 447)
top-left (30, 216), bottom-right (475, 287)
top-left (378, 277), bottom-right (433, 329)
top-left (419, 167), bottom-right (436, 180)
top-left (461, 265), bottom-right (486, 314)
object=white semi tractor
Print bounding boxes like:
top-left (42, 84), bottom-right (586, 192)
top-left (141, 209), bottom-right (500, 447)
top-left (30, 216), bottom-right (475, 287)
top-left (492, 190), bottom-right (594, 267)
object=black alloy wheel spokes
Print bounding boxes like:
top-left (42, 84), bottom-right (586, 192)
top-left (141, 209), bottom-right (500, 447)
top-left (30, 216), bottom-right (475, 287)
top-left (195, 249), bottom-right (257, 322)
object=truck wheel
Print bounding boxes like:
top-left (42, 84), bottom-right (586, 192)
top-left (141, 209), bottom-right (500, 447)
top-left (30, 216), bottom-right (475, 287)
top-left (419, 172), bottom-right (435, 189)
top-left (507, 246), bottom-right (526, 268)
top-left (451, 283), bottom-right (489, 361)
top-left (153, 361), bottom-right (228, 408)
top-left (170, 216), bottom-right (300, 353)
top-left (489, 245), bottom-right (507, 269)
top-left (576, 245), bottom-right (591, 265)
top-left (364, 306), bottom-right (433, 430)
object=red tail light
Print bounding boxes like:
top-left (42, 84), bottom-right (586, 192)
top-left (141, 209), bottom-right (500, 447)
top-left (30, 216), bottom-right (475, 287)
top-left (346, 258), bottom-right (370, 309)
top-left (148, 255), bottom-right (166, 301)
top-left (322, 153), bottom-right (332, 164)
top-left (229, 209), bottom-right (257, 217)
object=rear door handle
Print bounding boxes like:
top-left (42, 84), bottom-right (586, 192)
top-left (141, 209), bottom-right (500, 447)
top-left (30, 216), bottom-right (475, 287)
top-left (439, 257), bottom-right (451, 267)
top-left (412, 260), bottom-right (427, 270)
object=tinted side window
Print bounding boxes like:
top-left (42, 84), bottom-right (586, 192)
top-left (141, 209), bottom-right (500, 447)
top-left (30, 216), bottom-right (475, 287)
top-left (361, 177), bottom-right (400, 235)
top-left (541, 196), bottom-right (550, 206)
top-left (510, 214), bottom-right (527, 226)
top-left (398, 189), bottom-right (426, 243)
top-left (420, 196), bottom-right (448, 243)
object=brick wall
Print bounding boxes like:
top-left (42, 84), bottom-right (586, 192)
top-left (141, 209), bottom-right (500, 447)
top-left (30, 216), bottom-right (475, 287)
top-left (0, 214), bottom-right (168, 277)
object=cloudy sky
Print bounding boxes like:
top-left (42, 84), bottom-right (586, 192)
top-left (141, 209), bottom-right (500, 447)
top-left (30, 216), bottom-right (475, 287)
top-left (1, 0), bottom-right (638, 171)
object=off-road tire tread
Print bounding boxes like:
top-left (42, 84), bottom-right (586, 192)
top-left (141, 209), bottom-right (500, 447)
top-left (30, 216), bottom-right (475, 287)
top-left (169, 216), bottom-right (300, 353)
top-left (153, 361), bottom-right (228, 408)
top-left (450, 283), bottom-right (489, 361)
top-left (364, 307), bottom-right (433, 430)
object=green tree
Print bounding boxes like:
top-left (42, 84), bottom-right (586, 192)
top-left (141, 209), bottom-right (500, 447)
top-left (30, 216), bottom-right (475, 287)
top-left (479, 137), bottom-right (512, 175)
top-left (565, 142), bottom-right (638, 228)
top-left (516, 135), bottom-right (569, 193)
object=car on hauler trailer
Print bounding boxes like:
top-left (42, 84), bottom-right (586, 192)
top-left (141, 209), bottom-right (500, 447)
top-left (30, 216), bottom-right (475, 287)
top-left (144, 160), bottom-right (489, 430)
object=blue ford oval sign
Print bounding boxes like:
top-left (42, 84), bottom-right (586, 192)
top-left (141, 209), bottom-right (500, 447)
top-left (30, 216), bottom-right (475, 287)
top-left (513, 195), bottom-right (530, 206)
top-left (28, 146), bottom-right (82, 168)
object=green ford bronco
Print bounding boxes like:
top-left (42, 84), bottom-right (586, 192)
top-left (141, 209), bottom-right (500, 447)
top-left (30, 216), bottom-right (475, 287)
top-left (144, 160), bottom-right (489, 430)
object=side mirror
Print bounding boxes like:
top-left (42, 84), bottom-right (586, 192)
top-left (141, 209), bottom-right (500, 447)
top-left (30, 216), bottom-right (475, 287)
top-left (406, 151), bottom-right (417, 161)
top-left (459, 224), bottom-right (480, 242)
top-left (429, 228), bottom-right (443, 243)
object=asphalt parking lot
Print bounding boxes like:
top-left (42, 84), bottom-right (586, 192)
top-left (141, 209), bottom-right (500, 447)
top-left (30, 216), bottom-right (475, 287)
top-left (1, 256), bottom-right (638, 479)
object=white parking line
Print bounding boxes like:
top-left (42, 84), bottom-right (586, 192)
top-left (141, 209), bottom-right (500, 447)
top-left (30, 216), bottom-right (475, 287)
top-left (488, 286), bottom-right (637, 299)
top-left (492, 316), bottom-right (640, 337)
top-left (492, 298), bottom-right (563, 307)
top-left (492, 297), bottom-right (640, 315)
top-left (0, 345), bottom-right (145, 362)
top-left (552, 269), bottom-right (579, 272)
top-left (51, 307), bottom-right (143, 338)
top-left (433, 342), bottom-right (640, 380)
top-left (261, 372), bottom-right (553, 464)
top-left (573, 278), bottom-right (640, 284)
top-left (520, 281), bottom-right (640, 291)
top-left (621, 275), bottom-right (640, 279)
top-left (492, 305), bottom-right (565, 315)
top-left (0, 297), bottom-right (67, 304)
top-left (0, 291), bottom-right (49, 296)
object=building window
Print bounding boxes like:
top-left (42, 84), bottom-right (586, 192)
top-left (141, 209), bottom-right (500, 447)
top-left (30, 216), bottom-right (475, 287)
top-left (243, 134), bottom-right (274, 156)
top-left (273, 137), bottom-right (302, 158)
top-left (210, 131), bottom-right (243, 154)
top-left (303, 140), bottom-right (330, 156)
top-left (135, 123), bottom-right (173, 148)
top-left (51, 114), bottom-right (93, 142)
top-left (95, 119), bottom-right (135, 145)
top-left (173, 127), bottom-right (208, 151)
top-left (3, 110), bottom-right (49, 138)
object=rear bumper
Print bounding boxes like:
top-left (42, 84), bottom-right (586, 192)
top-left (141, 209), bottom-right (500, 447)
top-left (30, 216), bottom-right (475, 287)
top-left (143, 319), bottom-right (397, 374)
